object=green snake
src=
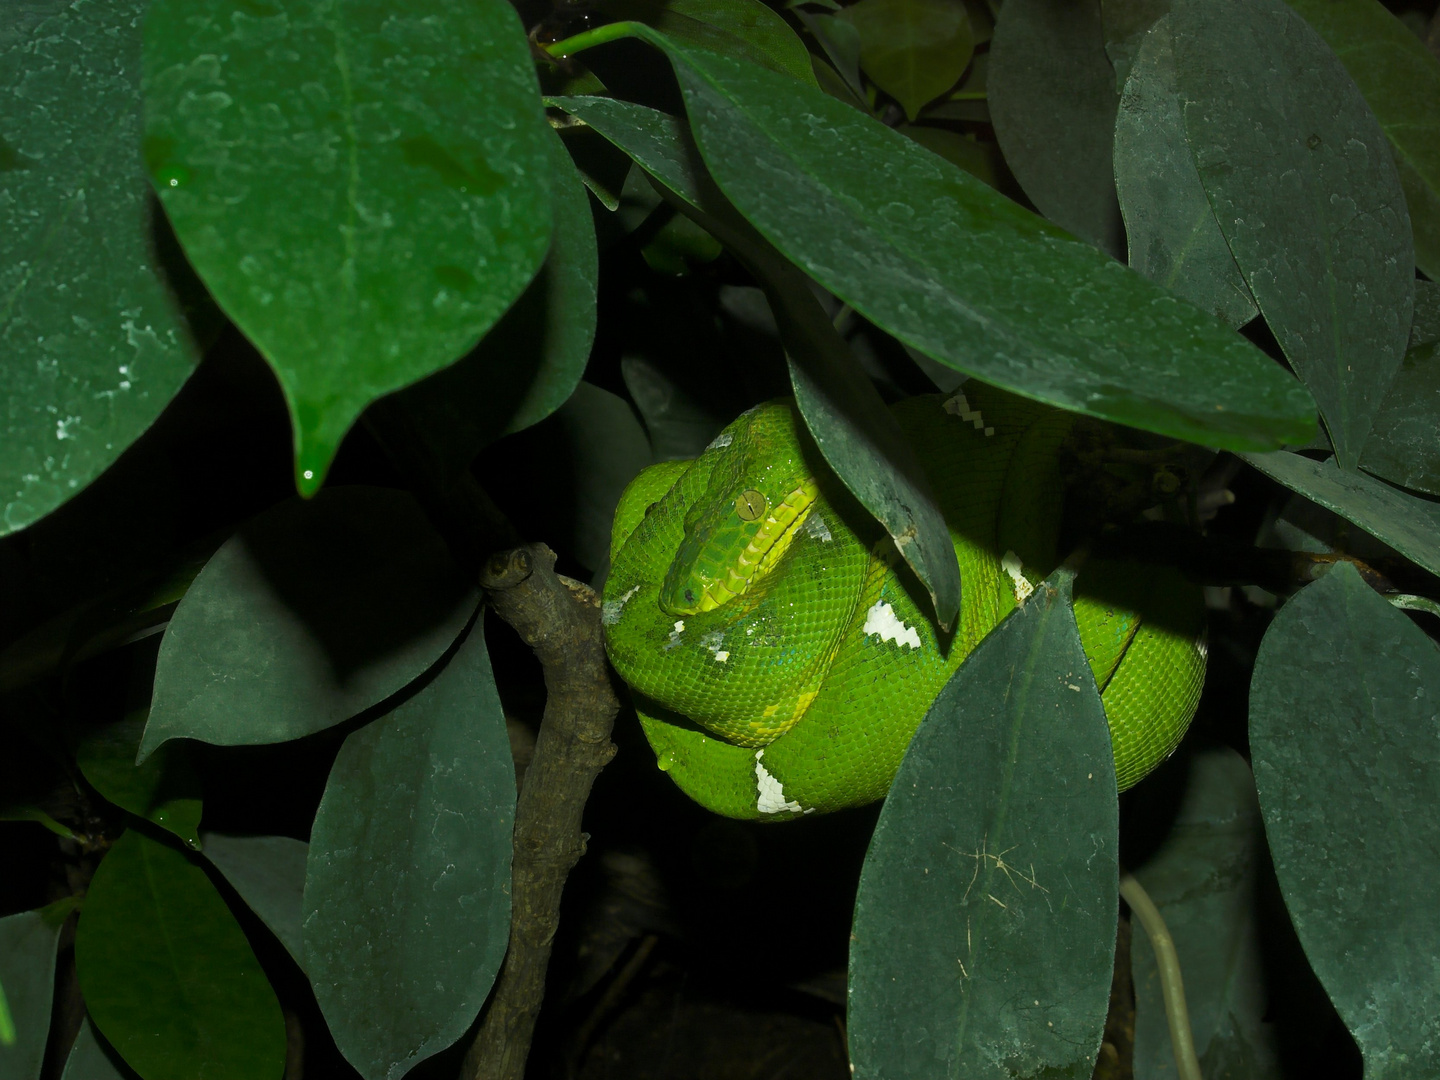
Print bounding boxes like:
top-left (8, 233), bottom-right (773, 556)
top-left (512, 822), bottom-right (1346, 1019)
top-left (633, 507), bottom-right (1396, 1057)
top-left (602, 384), bottom-right (1207, 820)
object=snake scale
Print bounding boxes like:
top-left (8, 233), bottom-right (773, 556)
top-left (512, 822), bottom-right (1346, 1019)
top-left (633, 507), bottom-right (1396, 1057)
top-left (602, 383), bottom-right (1208, 820)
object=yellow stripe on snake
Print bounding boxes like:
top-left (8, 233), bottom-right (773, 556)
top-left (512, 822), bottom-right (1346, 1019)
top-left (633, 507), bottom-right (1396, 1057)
top-left (602, 384), bottom-right (1207, 820)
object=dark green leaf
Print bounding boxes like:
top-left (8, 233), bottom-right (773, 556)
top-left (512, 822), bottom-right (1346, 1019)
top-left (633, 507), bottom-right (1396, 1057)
top-left (202, 833), bottom-right (308, 971)
top-left (1172, 0), bottom-right (1414, 469)
top-left (0, 0), bottom-right (212, 538)
top-left (621, 355), bottom-right (728, 461)
top-left (849, 572), bottom-right (1118, 1080)
top-left (989, 0), bottom-right (1125, 254)
top-left (303, 614), bottom-right (513, 1080)
top-left (1100, 0), bottom-right (1169, 86)
top-left (1114, 16), bottom-right (1258, 328)
top-left (75, 829), bottom-right (285, 1080)
top-left (143, 0), bottom-right (553, 493)
top-left (1129, 750), bottom-right (1282, 1080)
top-left (142, 487), bottom-right (478, 760)
top-left (900, 125), bottom-right (999, 189)
top-left (1249, 562), bottom-right (1440, 1078)
top-left (1285, 0), bottom-right (1440, 282)
top-left (1360, 291), bottom-right (1440, 494)
top-left (61, 1019), bottom-right (137, 1080)
top-left (1242, 450), bottom-right (1440, 578)
top-left (596, 0), bottom-right (817, 86)
top-left (641, 30), bottom-right (1316, 451)
top-left (381, 127), bottom-right (599, 491)
top-left (838, 0), bottom-right (975, 121)
top-left (0, 900), bottom-right (74, 1080)
top-left (75, 709), bottom-right (202, 849)
top-left (794, 10), bottom-right (865, 100)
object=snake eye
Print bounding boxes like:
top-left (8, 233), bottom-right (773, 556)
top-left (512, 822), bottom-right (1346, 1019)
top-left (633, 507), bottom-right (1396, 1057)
top-left (735, 489), bottom-right (767, 521)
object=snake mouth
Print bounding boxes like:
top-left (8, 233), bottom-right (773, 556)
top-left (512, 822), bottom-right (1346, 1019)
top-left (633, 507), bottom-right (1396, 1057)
top-left (660, 477), bottom-right (820, 615)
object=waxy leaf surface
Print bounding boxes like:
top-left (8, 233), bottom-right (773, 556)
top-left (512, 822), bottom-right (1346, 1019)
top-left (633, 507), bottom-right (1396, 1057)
top-left (76, 710), bottom-right (202, 848)
top-left (0, 901), bottom-right (73, 1080)
top-left (1359, 282), bottom-right (1440, 494)
top-left (203, 833), bottom-right (309, 970)
top-left (143, 0), bottom-right (553, 492)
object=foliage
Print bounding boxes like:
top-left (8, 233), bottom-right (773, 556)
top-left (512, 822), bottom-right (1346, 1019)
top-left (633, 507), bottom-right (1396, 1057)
top-left (0, 0), bottom-right (1437, 1077)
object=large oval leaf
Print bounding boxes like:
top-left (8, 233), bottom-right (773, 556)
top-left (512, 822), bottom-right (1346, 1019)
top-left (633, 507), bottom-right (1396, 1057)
top-left (1114, 16), bottom-right (1258, 329)
top-left (989, 0), bottom-right (1125, 255)
top-left (595, 0), bottom-right (817, 86)
top-left (1285, 0), bottom-right (1440, 283)
top-left (635, 30), bottom-right (1315, 451)
top-left (1249, 562), bottom-right (1440, 1078)
top-left (75, 709), bottom-right (202, 849)
top-left (202, 833), bottom-right (309, 971)
top-left (1359, 281), bottom-right (1440, 494)
top-left (839, 0), bottom-right (975, 121)
top-left (303, 613), bottom-right (514, 1080)
top-left (142, 486), bottom-right (478, 760)
top-left (0, 0), bottom-right (212, 537)
top-left (1172, 0), bottom-right (1413, 469)
top-left (75, 829), bottom-right (285, 1080)
top-left (143, 0), bottom-right (553, 493)
top-left (849, 572), bottom-right (1118, 1080)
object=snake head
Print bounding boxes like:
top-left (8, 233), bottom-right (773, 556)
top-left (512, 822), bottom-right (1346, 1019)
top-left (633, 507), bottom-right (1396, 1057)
top-left (658, 404), bottom-right (820, 616)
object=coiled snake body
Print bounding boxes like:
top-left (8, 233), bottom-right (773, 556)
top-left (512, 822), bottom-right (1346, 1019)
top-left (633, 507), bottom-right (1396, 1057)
top-left (603, 384), bottom-right (1207, 820)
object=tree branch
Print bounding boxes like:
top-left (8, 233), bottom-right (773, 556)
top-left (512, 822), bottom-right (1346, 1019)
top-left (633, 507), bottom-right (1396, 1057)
top-left (461, 544), bottom-right (620, 1080)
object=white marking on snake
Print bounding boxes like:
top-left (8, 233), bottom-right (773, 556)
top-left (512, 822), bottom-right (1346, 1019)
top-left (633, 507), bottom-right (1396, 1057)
top-left (1002, 551), bottom-right (1034, 603)
top-left (707, 432), bottom-right (733, 450)
top-left (804, 511), bottom-right (833, 543)
top-left (664, 620), bottom-right (685, 650)
top-left (943, 391), bottom-right (995, 437)
top-left (755, 750), bottom-right (803, 814)
top-left (700, 630), bottom-right (728, 663)
top-left (863, 601), bottom-right (922, 650)
top-left (601, 584), bottom-right (641, 626)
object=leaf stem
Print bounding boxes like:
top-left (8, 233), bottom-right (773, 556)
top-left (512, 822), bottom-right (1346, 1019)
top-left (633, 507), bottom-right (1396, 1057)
top-left (1120, 873), bottom-right (1203, 1080)
top-left (543, 21), bottom-right (641, 60)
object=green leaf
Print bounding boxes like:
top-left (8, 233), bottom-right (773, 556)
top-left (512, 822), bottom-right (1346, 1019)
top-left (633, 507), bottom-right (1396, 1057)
top-left (75, 829), bottom-right (285, 1080)
top-left (1128, 750), bottom-right (1282, 1079)
top-left (621, 355), bottom-right (728, 461)
top-left (1114, 16), bottom-right (1257, 328)
top-left (989, 0), bottom-right (1125, 254)
top-left (1099, 0), bottom-right (1169, 87)
top-left (380, 127), bottom-right (599, 492)
top-left (0, 900), bottom-right (74, 1079)
top-left (849, 572), bottom-right (1118, 1080)
top-left (61, 1019), bottom-right (137, 1080)
top-left (1241, 450), bottom-right (1440, 579)
top-left (142, 487), bottom-right (478, 760)
top-left (900, 125), bottom-right (999, 189)
top-left (1359, 282), bottom-right (1440, 493)
top-left (202, 833), bottom-right (308, 971)
top-left (794, 10), bottom-right (865, 101)
top-left (595, 0), bottom-right (817, 86)
top-left (1172, 0), bottom-right (1414, 470)
top-left (75, 709), bottom-right (203, 849)
top-left (143, 0), bottom-right (553, 494)
top-left (1284, 0), bottom-right (1440, 282)
top-left (838, 0), bottom-right (975, 121)
top-left (303, 614), bottom-right (514, 1080)
top-left (1249, 562), bottom-right (1440, 1078)
top-left (633, 29), bottom-right (1315, 452)
top-left (0, 0), bottom-right (213, 538)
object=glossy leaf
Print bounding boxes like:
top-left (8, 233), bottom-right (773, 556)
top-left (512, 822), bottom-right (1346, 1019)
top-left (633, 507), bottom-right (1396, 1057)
top-left (989, 0), bottom-right (1125, 255)
top-left (1242, 451), bottom-right (1440, 579)
top-left (61, 1019), bottom-right (137, 1080)
top-left (838, 0), bottom-right (974, 121)
top-left (303, 614), bottom-right (513, 1080)
top-left (1129, 750), bottom-right (1282, 1079)
top-left (1285, 0), bottom-right (1440, 282)
top-left (595, 0), bottom-right (817, 86)
top-left (636, 29), bottom-right (1315, 452)
top-left (0, 900), bottom-right (74, 1080)
top-left (381, 127), bottom-right (598, 492)
top-left (1172, 0), bottom-right (1413, 469)
top-left (143, 0), bottom-right (553, 493)
top-left (202, 833), bottom-right (309, 970)
top-left (1100, 0), bottom-right (1169, 86)
top-left (553, 94), bottom-right (961, 624)
top-left (75, 709), bottom-right (202, 849)
top-left (1249, 562), bottom-right (1440, 1078)
top-left (1114, 16), bottom-right (1257, 328)
top-left (142, 487), bottom-right (478, 760)
top-left (1360, 282), bottom-right (1440, 494)
top-left (75, 829), bottom-right (285, 1080)
top-left (850, 572), bottom-right (1118, 1080)
top-left (0, 0), bottom-right (212, 537)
